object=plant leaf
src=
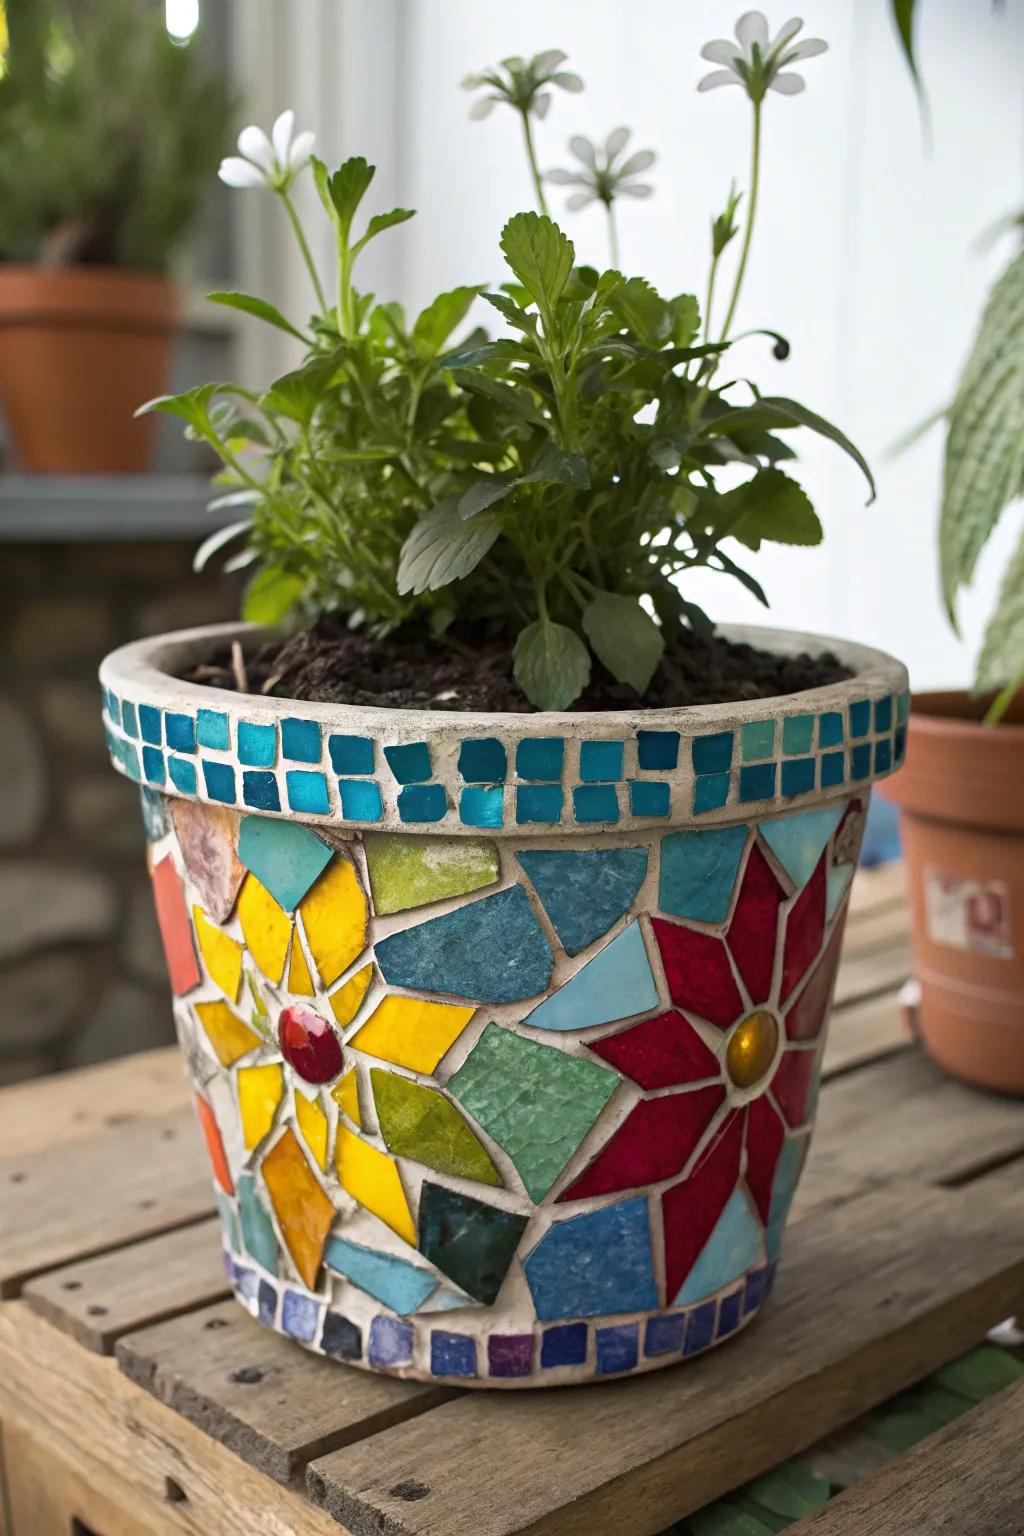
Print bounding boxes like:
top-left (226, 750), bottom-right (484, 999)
top-left (458, 478), bottom-right (515, 520)
top-left (352, 207), bottom-right (415, 255)
top-left (499, 212), bottom-right (575, 319)
top-left (890, 0), bottom-right (922, 92)
top-left (519, 442), bottom-right (590, 489)
top-left (582, 592), bottom-right (664, 694)
top-left (722, 469), bottom-right (823, 550)
top-left (742, 1463), bottom-right (831, 1520)
top-left (975, 525), bottom-right (1024, 691)
top-left (206, 291), bottom-right (309, 343)
top-left (687, 1505), bottom-right (777, 1536)
top-left (513, 619), bottom-right (591, 710)
top-left (933, 1345), bottom-right (1024, 1403)
top-left (193, 519), bottom-right (251, 573)
top-left (242, 566), bottom-right (305, 624)
top-left (326, 156), bottom-right (376, 234)
top-left (397, 502), bottom-right (501, 594)
top-left (450, 367), bottom-right (547, 424)
top-left (411, 286), bottom-right (483, 360)
top-left (706, 396), bottom-right (876, 502)
top-left (262, 359), bottom-right (338, 427)
top-left (607, 276), bottom-right (670, 344)
top-left (135, 382), bottom-right (225, 431)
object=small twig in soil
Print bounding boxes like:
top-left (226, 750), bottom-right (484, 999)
top-left (231, 641), bottom-right (250, 695)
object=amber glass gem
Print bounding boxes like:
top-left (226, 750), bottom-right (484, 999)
top-left (278, 1003), bottom-right (343, 1084)
top-left (726, 1009), bottom-right (779, 1090)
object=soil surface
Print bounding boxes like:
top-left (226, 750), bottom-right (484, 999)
top-left (187, 621), bottom-right (852, 713)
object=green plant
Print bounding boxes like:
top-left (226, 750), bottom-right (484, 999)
top-left (0, 0), bottom-right (232, 269)
top-left (148, 12), bottom-right (874, 712)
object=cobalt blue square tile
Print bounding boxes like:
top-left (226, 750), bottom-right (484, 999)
top-left (384, 742), bottom-right (432, 783)
top-left (573, 784), bottom-right (620, 824)
top-left (541, 1322), bottom-right (588, 1368)
top-left (121, 742), bottom-right (141, 780)
top-left (287, 770), bottom-right (330, 815)
top-left (743, 1265), bottom-right (770, 1316)
top-left (329, 733), bottom-right (375, 776)
top-left (238, 721), bottom-right (277, 767)
top-left (282, 1290), bottom-right (319, 1343)
top-left (644, 1313), bottom-right (685, 1357)
top-left (139, 705), bottom-right (162, 746)
top-left (258, 1279), bottom-right (277, 1326)
top-left (458, 737), bottom-right (507, 783)
top-left (874, 695), bottom-right (893, 732)
top-left (637, 729), bottom-right (679, 770)
top-left (684, 1301), bottom-right (717, 1357)
top-left (168, 756), bottom-right (197, 795)
top-left (368, 1316), bottom-right (412, 1367)
top-left (460, 785), bottom-right (504, 828)
top-left (692, 731), bottom-right (733, 775)
top-left (596, 1323), bottom-right (639, 1375)
top-left (516, 784), bottom-right (563, 824)
top-left (579, 740), bottom-right (625, 782)
top-left (431, 1330), bottom-right (477, 1377)
top-left (739, 762), bottom-right (776, 802)
top-left (849, 699), bottom-right (871, 738)
top-left (716, 1289), bottom-right (742, 1339)
top-left (121, 700), bottom-right (139, 738)
top-left (339, 779), bottom-right (384, 821)
top-left (693, 772), bottom-right (730, 814)
top-left (781, 758), bottom-right (815, 797)
top-left (165, 712), bottom-right (196, 754)
top-left (851, 743), bottom-right (872, 780)
top-left (322, 1312), bottom-right (362, 1361)
top-left (874, 738), bottom-right (893, 774)
top-left (142, 746), bottom-right (165, 786)
top-left (516, 738), bottom-right (564, 781)
top-left (243, 771), bottom-right (281, 812)
top-left (105, 691), bottom-right (122, 727)
top-left (197, 708), bottom-right (230, 751)
top-left (820, 751), bottom-right (845, 789)
top-left (203, 761), bottom-right (236, 805)
top-left (398, 784), bottom-right (447, 823)
top-left (818, 711), bottom-right (844, 749)
top-left (629, 780), bottom-right (670, 817)
top-left (895, 725), bottom-right (907, 762)
top-left (281, 717), bottom-right (321, 763)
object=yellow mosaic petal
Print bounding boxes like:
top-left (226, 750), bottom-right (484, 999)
top-left (238, 1062), bottom-right (283, 1150)
top-left (193, 906), bottom-right (243, 1002)
top-left (335, 1124), bottom-right (415, 1245)
top-left (194, 999), bottom-right (262, 1067)
top-left (331, 1067), bottom-right (362, 1128)
top-left (329, 963), bottom-right (373, 1028)
top-left (349, 995), bottom-right (474, 1074)
top-left (295, 1089), bottom-right (329, 1171)
top-left (262, 1127), bottom-right (334, 1290)
top-left (288, 936), bottom-right (316, 997)
top-left (237, 873), bottom-right (291, 985)
top-left (299, 858), bottom-right (367, 987)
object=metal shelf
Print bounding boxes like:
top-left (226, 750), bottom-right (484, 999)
top-left (0, 474), bottom-right (235, 542)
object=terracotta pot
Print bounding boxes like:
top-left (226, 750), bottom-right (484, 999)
top-left (100, 621), bottom-right (907, 1386)
top-left (0, 266), bottom-right (180, 473)
top-left (884, 691), bottom-right (1024, 1095)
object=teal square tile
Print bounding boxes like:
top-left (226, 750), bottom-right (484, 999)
top-left (782, 715), bottom-right (814, 755)
top-left (516, 739), bottom-right (564, 781)
top-left (168, 755), bottom-right (198, 794)
top-left (741, 719), bottom-right (776, 762)
top-left (572, 784), bottom-right (620, 823)
top-left (460, 786), bottom-right (504, 827)
top-left (817, 712), bottom-right (844, 749)
top-left (282, 717), bottom-right (322, 763)
top-left (579, 741), bottom-right (625, 782)
top-left (238, 721), bottom-right (277, 767)
top-left (693, 772), bottom-right (729, 814)
top-left (286, 770), bottom-right (330, 814)
top-left (629, 780), bottom-right (670, 817)
top-left (516, 784), bottom-right (563, 823)
top-left (339, 780), bottom-right (383, 821)
top-left (197, 708), bottom-right (230, 751)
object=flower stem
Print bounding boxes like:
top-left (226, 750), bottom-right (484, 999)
top-left (605, 200), bottom-right (621, 269)
top-left (279, 187), bottom-right (328, 314)
top-left (519, 109), bottom-right (549, 217)
top-left (718, 98), bottom-right (761, 344)
top-left (703, 248), bottom-right (721, 344)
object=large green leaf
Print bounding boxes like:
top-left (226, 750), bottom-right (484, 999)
top-left (411, 286), bottom-right (481, 359)
top-left (206, 291), bottom-right (308, 343)
top-left (934, 1345), bottom-right (1024, 1402)
top-left (975, 523), bottom-right (1024, 691)
top-left (721, 469), bottom-right (823, 550)
top-left (262, 359), bottom-right (338, 427)
top-left (582, 592), bottom-right (664, 694)
top-left (513, 620), bottom-right (591, 710)
top-left (450, 368), bottom-right (547, 424)
top-left (242, 565), bottom-right (305, 624)
top-left (500, 212), bottom-right (575, 320)
top-left (396, 502), bottom-right (501, 594)
top-left (705, 396), bottom-right (876, 502)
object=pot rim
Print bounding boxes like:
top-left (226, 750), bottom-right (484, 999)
top-left (908, 691), bottom-right (1024, 745)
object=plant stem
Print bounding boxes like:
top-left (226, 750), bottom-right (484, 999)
top-left (605, 200), bottom-right (621, 268)
top-left (703, 248), bottom-right (721, 345)
top-left (519, 108), bottom-right (549, 216)
top-left (718, 98), bottom-right (762, 344)
top-left (337, 242), bottom-right (354, 339)
top-left (984, 663), bottom-right (1024, 726)
top-left (279, 188), bottom-right (328, 314)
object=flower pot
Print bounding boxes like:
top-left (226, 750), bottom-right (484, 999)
top-left (884, 691), bottom-right (1024, 1095)
top-left (100, 621), bottom-right (907, 1386)
top-left (0, 266), bottom-right (180, 473)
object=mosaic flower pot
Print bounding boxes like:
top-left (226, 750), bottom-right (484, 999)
top-left (100, 621), bottom-right (907, 1387)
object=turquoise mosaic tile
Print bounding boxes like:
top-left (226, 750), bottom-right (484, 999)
top-left (139, 704), bottom-right (162, 745)
top-left (339, 780), bottom-right (384, 820)
top-left (817, 711), bottom-right (843, 748)
top-left (286, 770), bottom-right (330, 814)
top-left (693, 772), bottom-right (729, 813)
top-left (820, 751), bottom-right (845, 788)
top-left (237, 816), bottom-right (332, 910)
top-left (516, 785), bottom-right (563, 823)
top-left (168, 756), bottom-right (197, 795)
top-left (238, 721), bottom-right (277, 767)
top-left (518, 847), bottom-right (647, 955)
top-left (692, 731), bottom-right (733, 775)
top-left (525, 920), bottom-right (657, 1030)
top-left (165, 712), bottom-right (196, 754)
top-left (329, 734), bottom-right (375, 775)
top-left (674, 1188), bottom-right (763, 1304)
top-left (203, 761), bottom-right (236, 804)
top-left (740, 762), bottom-right (776, 802)
top-left (579, 740), bottom-right (624, 781)
top-left (282, 717), bottom-right (321, 763)
top-left (629, 781), bottom-right (670, 817)
top-left (460, 785), bottom-right (504, 828)
top-left (850, 742), bottom-right (871, 780)
top-left (781, 758), bottom-right (815, 797)
top-left (874, 738), bottom-right (893, 774)
top-left (572, 784), bottom-right (620, 823)
top-left (325, 1237), bottom-right (436, 1314)
top-left (516, 738), bottom-right (564, 781)
top-left (741, 719), bottom-right (775, 762)
top-left (384, 742), bottom-right (432, 783)
top-left (105, 690), bottom-right (121, 728)
top-left (142, 746), bottom-right (165, 786)
top-left (660, 824), bottom-right (747, 923)
top-left (458, 738), bottom-right (507, 783)
top-left (897, 690), bottom-right (910, 725)
top-left (637, 729), bottom-right (679, 770)
top-left (197, 708), bottom-right (230, 750)
top-left (761, 804), bottom-right (842, 887)
top-left (849, 699), bottom-right (870, 738)
top-left (895, 725), bottom-right (907, 763)
top-left (243, 771), bottom-right (280, 812)
top-left (375, 886), bottom-right (553, 1003)
top-left (874, 695), bottom-right (893, 732)
top-left (121, 700), bottom-right (138, 738)
top-left (398, 784), bottom-right (447, 822)
top-left (781, 715), bottom-right (814, 755)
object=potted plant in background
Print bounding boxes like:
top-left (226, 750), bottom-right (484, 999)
top-left (0, 0), bottom-right (231, 473)
top-left (100, 14), bottom-right (907, 1386)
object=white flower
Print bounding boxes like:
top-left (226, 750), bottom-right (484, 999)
top-left (546, 126), bottom-right (656, 210)
top-left (218, 109), bottom-right (316, 191)
top-left (697, 12), bottom-right (827, 100)
top-left (462, 48), bottom-right (585, 123)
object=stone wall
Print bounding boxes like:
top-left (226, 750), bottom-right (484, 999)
top-left (0, 542), bottom-right (239, 1085)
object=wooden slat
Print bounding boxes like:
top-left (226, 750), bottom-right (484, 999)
top-left (846, 861), bottom-right (907, 921)
top-left (789, 1378), bottom-right (1024, 1535)
top-left (821, 990), bottom-right (910, 1081)
top-left (0, 1045), bottom-right (186, 1161)
top-left (832, 936), bottom-right (910, 1009)
top-left (117, 1297), bottom-right (456, 1486)
top-left (23, 1217), bottom-right (229, 1354)
top-left (305, 1170), bottom-right (1024, 1536)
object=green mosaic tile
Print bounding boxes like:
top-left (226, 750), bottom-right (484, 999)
top-left (371, 1069), bottom-right (502, 1186)
top-left (741, 719), bottom-right (776, 762)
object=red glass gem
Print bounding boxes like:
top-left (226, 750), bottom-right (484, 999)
top-left (278, 1003), bottom-right (343, 1084)
top-left (744, 1095), bottom-right (785, 1224)
top-left (662, 1109), bottom-right (744, 1301)
top-left (651, 918), bottom-right (743, 1028)
top-left (785, 916), bottom-right (845, 1041)
top-left (728, 843), bottom-right (785, 1006)
top-left (780, 854), bottom-right (826, 1003)
top-left (587, 1008), bottom-right (720, 1089)
top-left (559, 1084), bottom-right (725, 1201)
top-left (772, 1048), bottom-right (817, 1127)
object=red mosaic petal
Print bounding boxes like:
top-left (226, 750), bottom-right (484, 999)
top-left (651, 917), bottom-right (743, 1028)
top-left (744, 1094), bottom-right (785, 1224)
top-left (152, 855), bottom-right (201, 995)
top-left (727, 843), bottom-right (785, 1006)
top-left (662, 1109), bottom-right (744, 1300)
top-left (587, 1008), bottom-right (720, 1088)
top-left (780, 853), bottom-right (826, 1004)
top-left (196, 1094), bottom-right (233, 1194)
top-left (772, 1048), bottom-right (817, 1127)
top-left (558, 1085), bottom-right (725, 1201)
top-left (785, 916), bottom-right (846, 1042)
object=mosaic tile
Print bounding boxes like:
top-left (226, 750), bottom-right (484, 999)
top-left (820, 751), bottom-right (845, 788)
top-left (516, 738), bottom-right (564, 780)
top-left (692, 731), bottom-right (733, 775)
top-left (258, 1280), bottom-right (277, 1325)
top-left (524, 1197), bottom-right (659, 1320)
top-left (364, 833), bottom-right (499, 916)
top-left (281, 717), bottom-right (321, 763)
top-left (850, 742), bottom-right (872, 780)
top-left (740, 762), bottom-right (777, 802)
top-left (237, 817), bottom-right (333, 912)
top-left (596, 1322), bottom-right (639, 1374)
top-left (168, 756), bottom-right (198, 795)
top-left (694, 772), bottom-right (730, 813)
top-left (782, 715), bottom-right (814, 755)
top-left (418, 1182), bottom-right (528, 1305)
top-left (741, 719), bottom-right (776, 762)
top-left (744, 1094), bottom-right (785, 1225)
top-left (662, 1110), bottom-right (743, 1300)
top-left (579, 740), bottom-right (624, 781)
top-left (588, 1008), bottom-right (720, 1088)
top-left (421, 1289), bottom-right (476, 1313)
top-left (328, 964), bottom-right (372, 1029)
top-left (331, 1067), bottom-right (362, 1127)
top-left (516, 784), bottom-right (563, 823)
top-left (262, 1127), bottom-right (335, 1290)
top-left (299, 856), bottom-right (368, 987)
top-left (237, 874), bottom-right (291, 984)
top-left (238, 1063), bottom-right (283, 1150)
top-left (323, 1312), bottom-right (362, 1361)
top-left (772, 1049), bottom-right (817, 1128)
top-left (431, 1330), bottom-right (477, 1376)
top-left (295, 1089), bottom-right (329, 1170)
top-left (121, 700), bottom-right (139, 737)
top-left (368, 1315), bottom-right (412, 1366)
top-left (140, 785), bottom-right (170, 843)
top-left (717, 1290), bottom-right (742, 1337)
top-left (652, 917), bottom-right (742, 1028)
top-left (826, 862), bottom-right (854, 920)
top-left (781, 855), bottom-right (826, 1002)
top-left (375, 886), bottom-right (553, 1004)
top-left (193, 907), bottom-right (243, 1001)
top-left (243, 772), bottom-right (280, 812)
top-left (371, 1069), bottom-right (502, 1186)
top-left (559, 1086), bottom-right (725, 1202)
top-left (151, 856), bottom-right (201, 995)
top-left (286, 771), bottom-right (330, 815)
top-left (541, 1321), bottom-right (588, 1368)
top-left (659, 824), bottom-right (747, 923)
top-left (780, 758), bottom-right (814, 797)
top-left (384, 742), bottom-right (431, 783)
top-left (637, 729), bottom-right (679, 770)
top-left (203, 761), bottom-right (237, 805)
top-left (398, 784), bottom-right (448, 823)
top-left (645, 1312), bottom-right (685, 1356)
top-left (336, 1125), bottom-right (416, 1244)
top-left (766, 1135), bottom-right (806, 1261)
top-left (238, 1174), bottom-right (278, 1273)
top-left (350, 995), bottom-right (474, 1074)
top-left (194, 999), bottom-right (261, 1068)
top-left (727, 844), bottom-right (785, 1003)
top-left (743, 1264), bottom-right (770, 1314)
top-left (282, 1290), bottom-right (320, 1343)
top-left (488, 1333), bottom-right (533, 1377)
top-left (139, 704), bottom-right (162, 745)
top-left (238, 721), bottom-right (277, 767)
top-left (572, 784), bottom-right (620, 823)
top-left (278, 1003), bottom-right (343, 1085)
top-left (196, 1093), bottom-right (233, 1194)
top-left (287, 935), bottom-right (316, 996)
top-left (761, 803), bottom-right (843, 890)
top-left (874, 695), bottom-right (893, 732)
top-left (684, 1300), bottom-right (717, 1355)
top-left (325, 1237), bottom-right (437, 1315)
top-left (818, 711), bottom-right (844, 748)
top-left (217, 1190), bottom-right (241, 1253)
top-left (518, 846), bottom-right (648, 956)
top-left (459, 786), bottom-right (504, 828)
top-left (629, 781), bottom-right (670, 817)
top-left (674, 1187), bottom-right (764, 1304)
top-left (339, 780), bottom-right (384, 821)
top-left (448, 1023), bottom-right (618, 1202)
top-left (786, 921), bottom-right (844, 1041)
top-left (197, 708), bottom-right (230, 750)
top-left (458, 738), bottom-right (507, 783)
top-left (143, 746), bottom-right (166, 786)
top-left (329, 734), bottom-right (375, 775)
top-left (525, 921), bottom-right (658, 1031)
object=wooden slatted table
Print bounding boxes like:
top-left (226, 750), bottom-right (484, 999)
top-left (1, 861), bottom-right (1022, 1536)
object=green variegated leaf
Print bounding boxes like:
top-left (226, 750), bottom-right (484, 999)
top-left (975, 523), bottom-right (1024, 691)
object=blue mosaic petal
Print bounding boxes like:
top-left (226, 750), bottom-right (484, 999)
top-left (518, 847), bottom-right (648, 956)
top-left (325, 1237), bottom-right (437, 1315)
top-left (375, 885), bottom-right (554, 1003)
top-left (673, 1188), bottom-right (764, 1304)
top-left (766, 1136), bottom-right (806, 1262)
top-left (237, 815), bottom-right (333, 911)
top-left (238, 1175), bottom-right (278, 1275)
top-left (761, 804), bottom-right (844, 889)
top-left (524, 921), bottom-right (657, 1031)
top-left (827, 862), bottom-right (854, 919)
top-left (659, 825), bottom-right (748, 923)
top-left (523, 1196), bottom-right (659, 1320)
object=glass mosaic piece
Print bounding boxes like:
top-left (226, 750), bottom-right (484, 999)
top-left (371, 1069), bottom-right (502, 1186)
top-left (786, 921), bottom-right (844, 1042)
top-left (397, 784), bottom-right (447, 823)
top-left (448, 1022), bottom-right (618, 1202)
top-left (572, 784), bottom-right (620, 823)
top-left (726, 1011), bottom-right (779, 1091)
top-left (421, 1289), bottom-right (476, 1313)
top-left (140, 786), bottom-right (169, 841)
top-left (282, 1290), bottom-right (320, 1342)
top-left (384, 742), bottom-right (432, 783)
top-left (662, 1110), bottom-right (743, 1300)
top-left (693, 772), bottom-right (730, 814)
top-left (151, 856), bottom-right (201, 996)
top-left (659, 825), bottom-right (748, 923)
top-left (488, 1333), bottom-right (534, 1377)
top-left (587, 1008), bottom-right (720, 1088)
top-left (458, 738), bottom-right (507, 783)
top-left (331, 1068), bottom-right (362, 1127)
top-left (363, 833), bottom-right (499, 916)
top-left (517, 847), bottom-right (648, 956)
top-left (278, 1003), bottom-right (343, 1085)
top-left (287, 935), bottom-right (316, 996)
top-left (761, 804), bottom-right (844, 890)
top-left (258, 1278), bottom-right (277, 1324)
top-left (781, 855), bottom-right (826, 1003)
top-left (295, 1089), bottom-right (329, 1171)
top-left (281, 717), bottom-right (321, 762)
top-left (329, 964), bottom-right (372, 1028)
top-left (196, 1093), bottom-right (233, 1194)
top-left (193, 907), bottom-right (243, 1002)
top-left (782, 715), bottom-right (814, 755)
top-left (262, 1127), bottom-right (335, 1290)
top-left (766, 1134), bottom-right (807, 1260)
top-left (596, 1323), bottom-right (639, 1374)
top-left (217, 1191), bottom-right (241, 1254)
top-left (196, 708), bottom-right (229, 750)
top-left (242, 771), bottom-right (280, 812)
top-left (741, 719), bottom-right (776, 762)
top-left (516, 785), bottom-right (564, 824)
top-left (339, 781), bottom-right (384, 821)
top-left (459, 786), bottom-right (504, 828)
top-left (237, 816), bottom-right (333, 912)
top-left (579, 740), bottom-right (624, 781)
top-left (143, 745), bottom-right (166, 787)
top-left (238, 1063), bottom-right (284, 1150)
top-left (541, 1322), bottom-right (587, 1367)
top-left (335, 1125), bottom-right (416, 1244)
top-left (299, 857), bottom-right (368, 986)
top-left (237, 873), bottom-right (292, 985)
top-left (324, 1236), bottom-right (437, 1314)
top-left (418, 1181), bottom-right (528, 1305)
top-left (516, 738), bottom-right (564, 780)
top-left (629, 781), bottom-right (671, 817)
top-left (238, 721), bottom-right (277, 767)
top-left (323, 1312), bottom-right (362, 1360)
top-left (692, 731), bottom-right (734, 775)
top-left (523, 1197), bottom-right (659, 1320)
top-left (203, 761), bottom-right (237, 805)
top-left (744, 1094), bottom-right (786, 1224)
top-left (168, 800), bottom-right (245, 923)
top-left (368, 1315), bottom-right (412, 1366)
top-left (772, 1048), bottom-right (817, 1128)
top-left (673, 1186), bottom-right (763, 1304)
top-left (826, 862), bottom-right (854, 920)
top-left (637, 729), bottom-right (679, 770)
top-left (329, 734), bottom-right (375, 775)
top-left (168, 757), bottom-right (197, 794)
top-left (558, 1086), bottom-right (725, 1201)
top-left (525, 921), bottom-right (658, 1031)
top-left (194, 999), bottom-right (261, 1068)
top-left (375, 886), bottom-right (554, 1004)
top-left (349, 996), bottom-right (474, 1074)
top-left (726, 845), bottom-right (784, 1003)
top-left (431, 1330), bottom-right (476, 1376)
top-left (238, 1173), bottom-right (278, 1273)
top-left (652, 917), bottom-right (743, 1028)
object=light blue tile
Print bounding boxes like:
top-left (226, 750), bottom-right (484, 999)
top-left (339, 779), bottom-right (384, 821)
top-left (761, 804), bottom-right (843, 888)
top-left (673, 1189), bottom-right (764, 1304)
top-left (237, 815), bottom-right (333, 911)
top-left (238, 721), bottom-right (277, 767)
top-left (197, 708), bottom-right (230, 750)
top-left (325, 1237), bottom-right (437, 1315)
top-left (659, 825), bottom-right (748, 923)
top-left (460, 786), bottom-right (504, 828)
top-left (281, 717), bottom-right (321, 763)
top-left (376, 886), bottom-right (554, 1004)
top-left (524, 1197), bottom-right (659, 1320)
top-left (285, 770), bottom-right (330, 814)
top-left (525, 920), bottom-right (658, 1031)
top-left (167, 756), bottom-right (197, 795)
